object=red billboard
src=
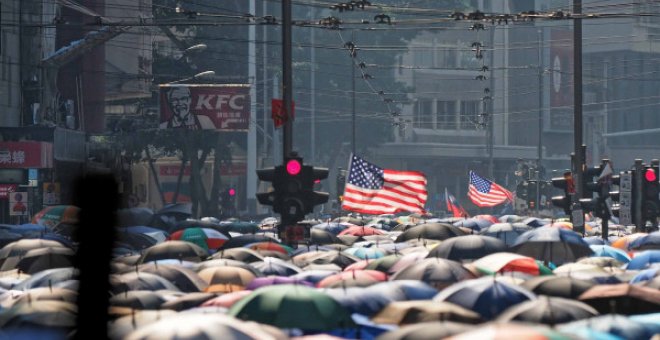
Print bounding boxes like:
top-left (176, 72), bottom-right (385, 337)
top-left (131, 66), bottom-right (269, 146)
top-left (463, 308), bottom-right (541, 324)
top-left (159, 84), bottom-right (250, 131)
top-left (0, 142), bottom-right (53, 168)
top-left (549, 29), bottom-right (573, 131)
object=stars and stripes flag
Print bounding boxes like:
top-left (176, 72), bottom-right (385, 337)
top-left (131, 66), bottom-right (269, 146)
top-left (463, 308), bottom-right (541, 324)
top-left (341, 155), bottom-right (427, 215)
top-left (468, 171), bottom-right (514, 207)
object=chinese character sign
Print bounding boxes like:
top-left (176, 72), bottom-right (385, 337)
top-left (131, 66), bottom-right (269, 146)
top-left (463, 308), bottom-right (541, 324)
top-left (159, 84), bottom-right (251, 131)
top-left (0, 142), bottom-right (53, 168)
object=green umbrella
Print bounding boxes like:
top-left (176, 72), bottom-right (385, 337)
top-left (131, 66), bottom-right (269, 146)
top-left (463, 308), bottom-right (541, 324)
top-left (228, 284), bottom-right (355, 331)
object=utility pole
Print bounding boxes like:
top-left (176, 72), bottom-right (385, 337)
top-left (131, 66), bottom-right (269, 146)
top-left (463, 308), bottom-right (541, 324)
top-left (537, 29), bottom-right (543, 214)
top-left (282, 0), bottom-right (293, 161)
top-left (247, 0), bottom-right (257, 214)
top-left (310, 4), bottom-right (316, 163)
top-left (573, 0), bottom-right (584, 201)
top-left (351, 30), bottom-right (356, 155)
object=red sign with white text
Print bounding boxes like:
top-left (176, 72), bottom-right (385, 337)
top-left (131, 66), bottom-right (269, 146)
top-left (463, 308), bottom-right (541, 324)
top-left (0, 184), bottom-right (17, 200)
top-left (159, 84), bottom-right (251, 131)
top-left (0, 142), bottom-right (53, 168)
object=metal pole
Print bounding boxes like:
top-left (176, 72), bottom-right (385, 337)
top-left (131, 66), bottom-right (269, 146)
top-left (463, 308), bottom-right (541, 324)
top-left (634, 159), bottom-right (644, 231)
top-left (573, 0), bottom-right (584, 200)
top-left (247, 0), bottom-right (257, 214)
top-left (537, 29), bottom-right (543, 168)
top-left (282, 0), bottom-right (293, 161)
top-left (310, 4), bottom-right (316, 163)
top-left (262, 0), bottom-right (269, 164)
top-left (351, 30), bottom-right (356, 155)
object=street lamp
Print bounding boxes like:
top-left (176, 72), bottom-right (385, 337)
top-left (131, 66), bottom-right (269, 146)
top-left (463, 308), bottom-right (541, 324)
top-left (168, 70), bottom-right (215, 84)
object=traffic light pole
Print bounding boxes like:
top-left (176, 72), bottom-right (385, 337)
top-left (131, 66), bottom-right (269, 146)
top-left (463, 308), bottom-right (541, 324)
top-left (282, 0), bottom-right (293, 162)
top-left (573, 0), bottom-right (584, 203)
top-left (634, 159), bottom-right (644, 231)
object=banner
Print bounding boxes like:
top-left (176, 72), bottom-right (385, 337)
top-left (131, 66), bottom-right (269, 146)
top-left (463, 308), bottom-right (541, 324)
top-left (159, 84), bottom-right (250, 131)
top-left (549, 28), bottom-right (573, 132)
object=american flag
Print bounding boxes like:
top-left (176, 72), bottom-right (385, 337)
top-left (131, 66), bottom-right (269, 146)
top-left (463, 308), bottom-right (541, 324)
top-left (341, 155), bottom-right (427, 215)
top-left (468, 171), bottom-right (513, 207)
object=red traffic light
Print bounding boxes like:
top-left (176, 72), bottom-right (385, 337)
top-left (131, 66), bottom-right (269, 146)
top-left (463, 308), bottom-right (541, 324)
top-left (314, 179), bottom-right (321, 184)
top-left (228, 188), bottom-right (236, 196)
top-left (645, 168), bottom-right (657, 182)
top-left (286, 159), bottom-right (302, 176)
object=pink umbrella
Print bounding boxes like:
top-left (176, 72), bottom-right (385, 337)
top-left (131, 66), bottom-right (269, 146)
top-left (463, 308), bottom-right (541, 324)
top-left (338, 226), bottom-right (384, 237)
top-left (201, 290), bottom-right (253, 308)
top-left (388, 250), bottom-right (430, 274)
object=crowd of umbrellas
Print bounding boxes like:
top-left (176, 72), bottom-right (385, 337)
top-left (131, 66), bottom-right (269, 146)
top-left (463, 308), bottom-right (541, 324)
top-left (0, 204), bottom-right (658, 339)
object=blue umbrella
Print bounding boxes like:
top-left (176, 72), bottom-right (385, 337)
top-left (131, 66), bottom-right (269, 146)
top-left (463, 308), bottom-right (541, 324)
top-left (627, 250), bottom-right (660, 270)
top-left (629, 231), bottom-right (660, 251)
top-left (629, 313), bottom-right (660, 335)
top-left (290, 270), bottom-right (338, 285)
top-left (589, 245), bottom-right (631, 263)
top-left (453, 218), bottom-right (491, 232)
top-left (10, 224), bottom-right (48, 235)
top-left (558, 314), bottom-right (657, 340)
top-left (324, 280), bottom-right (438, 316)
top-left (629, 267), bottom-right (659, 284)
top-left (312, 222), bottom-right (348, 235)
top-left (433, 276), bottom-right (536, 320)
top-left (343, 247), bottom-right (386, 260)
top-left (480, 223), bottom-right (532, 246)
top-left (522, 217), bottom-right (548, 228)
top-left (583, 236), bottom-right (613, 246)
top-left (512, 226), bottom-right (593, 265)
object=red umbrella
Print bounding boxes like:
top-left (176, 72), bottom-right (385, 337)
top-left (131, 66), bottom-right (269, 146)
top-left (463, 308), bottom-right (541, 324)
top-left (338, 226), bottom-right (384, 237)
top-left (316, 269), bottom-right (387, 288)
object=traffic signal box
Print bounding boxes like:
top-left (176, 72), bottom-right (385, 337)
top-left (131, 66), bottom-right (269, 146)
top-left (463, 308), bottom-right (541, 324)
top-left (579, 163), bottom-right (606, 218)
top-left (551, 171), bottom-right (574, 216)
top-left (256, 156), bottom-right (329, 226)
top-left (641, 163), bottom-right (660, 224)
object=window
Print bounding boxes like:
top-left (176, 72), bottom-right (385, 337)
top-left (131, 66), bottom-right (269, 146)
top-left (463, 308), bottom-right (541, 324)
top-left (435, 48), bottom-right (457, 68)
top-left (460, 100), bottom-right (480, 130)
top-left (414, 99), bottom-right (433, 129)
top-left (436, 100), bottom-right (456, 129)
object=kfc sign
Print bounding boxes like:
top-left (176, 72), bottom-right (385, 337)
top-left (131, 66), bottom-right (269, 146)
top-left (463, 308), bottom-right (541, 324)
top-left (159, 84), bottom-right (251, 131)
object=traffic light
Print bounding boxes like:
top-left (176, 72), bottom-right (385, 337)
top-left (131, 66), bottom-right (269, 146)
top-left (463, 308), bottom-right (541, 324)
top-left (516, 181), bottom-right (529, 202)
top-left (579, 160), bottom-right (612, 219)
top-left (641, 164), bottom-right (660, 223)
top-left (551, 171), bottom-right (574, 216)
top-left (256, 155), bottom-right (329, 225)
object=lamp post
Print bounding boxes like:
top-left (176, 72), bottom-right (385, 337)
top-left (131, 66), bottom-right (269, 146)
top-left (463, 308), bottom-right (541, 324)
top-left (168, 70), bottom-right (215, 84)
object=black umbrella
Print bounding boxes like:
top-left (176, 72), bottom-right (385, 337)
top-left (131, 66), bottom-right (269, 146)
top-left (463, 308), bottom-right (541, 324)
top-left (138, 241), bottom-right (209, 264)
top-left (210, 248), bottom-right (264, 263)
top-left (376, 321), bottom-right (472, 340)
top-left (219, 234), bottom-right (279, 250)
top-left (109, 290), bottom-right (166, 310)
top-left (310, 228), bottom-right (342, 245)
top-left (116, 232), bottom-right (158, 251)
top-left (426, 235), bottom-right (507, 261)
top-left (521, 276), bottom-right (594, 299)
top-left (0, 239), bottom-right (68, 267)
top-left (395, 223), bottom-right (466, 242)
top-left (110, 272), bottom-right (180, 294)
top-left (391, 258), bottom-right (476, 289)
top-left (14, 267), bottom-right (78, 290)
top-left (511, 226), bottom-right (593, 265)
top-left (497, 296), bottom-right (599, 325)
top-left (138, 263), bottom-right (208, 292)
top-left (9, 247), bottom-right (75, 274)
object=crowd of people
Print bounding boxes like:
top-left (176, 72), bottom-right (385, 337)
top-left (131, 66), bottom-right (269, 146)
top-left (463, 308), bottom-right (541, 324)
top-left (0, 205), bottom-right (658, 339)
